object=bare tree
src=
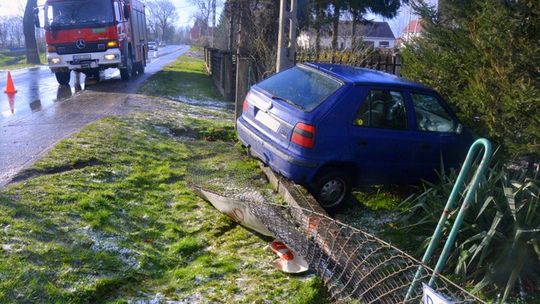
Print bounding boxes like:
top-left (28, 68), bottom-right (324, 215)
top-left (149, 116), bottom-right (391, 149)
top-left (8, 16), bottom-right (24, 48)
top-left (147, 0), bottom-right (178, 43)
top-left (24, 0), bottom-right (40, 63)
top-left (189, 0), bottom-right (216, 40)
top-left (0, 19), bottom-right (8, 48)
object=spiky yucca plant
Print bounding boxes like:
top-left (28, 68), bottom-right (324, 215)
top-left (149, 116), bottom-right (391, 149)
top-left (400, 162), bottom-right (540, 302)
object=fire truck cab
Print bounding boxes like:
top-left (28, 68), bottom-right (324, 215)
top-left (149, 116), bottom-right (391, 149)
top-left (35, 0), bottom-right (148, 85)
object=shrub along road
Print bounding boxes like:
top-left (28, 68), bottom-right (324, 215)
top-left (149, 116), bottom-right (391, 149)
top-left (0, 48), bottom-right (327, 303)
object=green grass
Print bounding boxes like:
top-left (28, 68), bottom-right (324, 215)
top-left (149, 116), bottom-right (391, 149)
top-left (139, 49), bottom-right (224, 103)
top-left (334, 186), bottom-right (410, 240)
top-left (0, 51), bottom-right (45, 70)
top-left (0, 108), bottom-right (327, 303)
top-left (0, 49), bottom-right (328, 303)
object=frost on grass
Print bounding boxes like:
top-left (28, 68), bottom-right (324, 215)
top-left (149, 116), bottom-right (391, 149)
top-left (166, 96), bottom-right (234, 111)
top-left (130, 292), bottom-right (202, 304)
top-left (77, 226), bottom-right (139, 269)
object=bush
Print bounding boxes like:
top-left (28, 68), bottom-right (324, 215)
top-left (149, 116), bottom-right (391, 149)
top-left (401, 0), bottom-right (540, 156)
top-left (399, 162), bottom-right (540, 301)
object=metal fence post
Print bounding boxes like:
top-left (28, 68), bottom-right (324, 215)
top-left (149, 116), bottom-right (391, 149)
top-left (405, 138), bottom-right (493, 300)
top-left (235, 57), bottom-right (250, 122)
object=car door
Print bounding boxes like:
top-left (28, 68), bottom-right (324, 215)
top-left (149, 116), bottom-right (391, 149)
top-left (407, 90), bottom-right (465, 177)
top-left (347, 87), bottom-right (418, 184)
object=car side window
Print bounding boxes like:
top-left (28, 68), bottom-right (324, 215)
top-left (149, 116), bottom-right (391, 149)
top-left (354, 90), bottom-right (407, 130)
top-left (411, 93), bottom-right (457, 133)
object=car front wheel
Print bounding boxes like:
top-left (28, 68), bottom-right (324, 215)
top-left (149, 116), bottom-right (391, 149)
top-left (312, 169), bottom-right (351, 212)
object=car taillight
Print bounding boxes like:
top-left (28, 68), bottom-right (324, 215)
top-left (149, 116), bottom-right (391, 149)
top-left (242, 92), bottom-right (252, 113)
top-left (291, 123), bottom-right (316, 148)
top-left (47, 45), bottom-right (56, 52)
top-left (243, 99), bottom-right (249, 113)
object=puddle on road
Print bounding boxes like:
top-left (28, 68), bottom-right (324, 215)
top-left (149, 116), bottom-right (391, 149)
top-left (0, 69), bottom-right (121, 120)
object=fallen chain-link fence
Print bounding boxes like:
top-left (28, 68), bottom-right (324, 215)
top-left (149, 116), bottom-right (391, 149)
top-left (188, 170), bottom-right (484, 303)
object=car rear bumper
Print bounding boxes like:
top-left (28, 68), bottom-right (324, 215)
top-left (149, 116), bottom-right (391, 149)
top-left (236, 117), bottom-right (318, 184)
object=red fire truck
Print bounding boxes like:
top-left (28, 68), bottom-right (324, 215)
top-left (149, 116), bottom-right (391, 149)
top-left (35, 0), bottom-right (148, 85)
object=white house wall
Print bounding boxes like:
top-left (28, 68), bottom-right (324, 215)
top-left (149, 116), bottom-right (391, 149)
top-left (297, 32), bottom-right (395, 49)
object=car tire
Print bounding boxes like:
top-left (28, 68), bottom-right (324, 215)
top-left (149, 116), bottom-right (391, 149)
top-left (55, 72), bottom-right (71, 85)
top-left (311, 169), bottom-right (352, 212)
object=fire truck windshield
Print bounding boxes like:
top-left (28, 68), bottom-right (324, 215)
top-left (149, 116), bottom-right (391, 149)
top-left (48, 0), bottom-right (114, 28)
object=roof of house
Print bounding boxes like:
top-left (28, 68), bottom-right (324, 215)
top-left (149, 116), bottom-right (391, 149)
top-left (303, 62), bottom-right (429, 89)
top-left (403, 19), bottom-right (423, 35)
top-left (304, 21), bottom-right (395, 39)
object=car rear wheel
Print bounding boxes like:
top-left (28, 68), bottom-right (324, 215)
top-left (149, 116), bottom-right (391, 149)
top-left (312, 169), bottom-right (351, 212)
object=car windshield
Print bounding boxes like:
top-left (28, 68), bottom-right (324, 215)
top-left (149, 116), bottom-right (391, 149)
top-left (48, 0), bottom-right (114, 28)
top-left (256, 66), bottom-right (343, 111)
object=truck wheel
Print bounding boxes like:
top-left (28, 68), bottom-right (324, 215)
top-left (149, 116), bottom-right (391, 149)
top-left (311, 169), bottom-right (352, 212)
top-left (120, 53), bottom-right (133, 81)
top-left (132, 62), bottom-right (140, 77)
top-left (55, 72), bottom-right (71, 86)
top-left (137, 60), bottom-right (145, 75)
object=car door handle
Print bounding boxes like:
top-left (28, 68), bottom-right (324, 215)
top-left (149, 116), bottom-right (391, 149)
top-left (420, 143), bottom-right (431, 150)
top-left (357, 140), bottom-right (369, 146)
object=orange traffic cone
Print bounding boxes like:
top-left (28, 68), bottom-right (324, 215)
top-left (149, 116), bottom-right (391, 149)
top-left (4, 71), bottom-right (17, 94)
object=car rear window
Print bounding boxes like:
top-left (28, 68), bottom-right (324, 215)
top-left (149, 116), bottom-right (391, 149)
top-left (256, 66), bottom-right (343, 111)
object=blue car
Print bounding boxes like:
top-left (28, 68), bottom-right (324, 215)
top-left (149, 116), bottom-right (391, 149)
top-left (237, 63), bottom-right (473, 210)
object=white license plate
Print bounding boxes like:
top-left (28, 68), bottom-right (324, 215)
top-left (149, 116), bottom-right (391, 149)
top-left (255, 111), bottom-right (280, 132)
top-left (73, 54), bottom-right (91, 61)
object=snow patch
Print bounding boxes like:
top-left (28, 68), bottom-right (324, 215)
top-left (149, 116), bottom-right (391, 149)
top-left (77, 226), bottom-right (139, 268)
top-left (129, 292), bottom-right (202, 304)
top-left (166, 96), bottom-right (234, 111)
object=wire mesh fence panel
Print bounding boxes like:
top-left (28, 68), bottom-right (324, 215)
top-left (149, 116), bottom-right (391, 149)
top-left (247, 202), bottom-right (483, 303)
top-left (188, 170), bottom-right (484, 303)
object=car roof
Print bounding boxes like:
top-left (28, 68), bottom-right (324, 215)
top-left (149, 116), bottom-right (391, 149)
top-left (302, 62), bottom-right (431, 90)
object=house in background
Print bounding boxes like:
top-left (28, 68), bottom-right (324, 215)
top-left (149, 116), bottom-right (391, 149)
top-left (398, 18), bottom-right (423, 46)
top-left (297, 21), bottom-right (396, 50)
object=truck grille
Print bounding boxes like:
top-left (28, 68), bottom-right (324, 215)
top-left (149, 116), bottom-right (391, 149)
top-left (55, 42), bottom-right (109, 55)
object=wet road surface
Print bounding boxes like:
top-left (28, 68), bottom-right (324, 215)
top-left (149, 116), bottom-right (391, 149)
top-left (0, 45), bottom-right (189, 187)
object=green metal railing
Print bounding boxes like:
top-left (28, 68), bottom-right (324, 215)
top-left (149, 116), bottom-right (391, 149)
top-left (405, 138), bottom-right (493, 301)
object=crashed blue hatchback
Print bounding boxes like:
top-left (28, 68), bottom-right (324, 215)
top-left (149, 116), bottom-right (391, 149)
top-left (237, 63), bottom-right (473, 210)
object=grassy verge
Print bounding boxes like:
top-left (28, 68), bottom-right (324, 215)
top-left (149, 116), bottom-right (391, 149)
top-left (139, 49), bottom-right (225, 106)
top-left (0, 49), bottom-right (328, 303)
top-left (0, 51), bottom-right (46, 70)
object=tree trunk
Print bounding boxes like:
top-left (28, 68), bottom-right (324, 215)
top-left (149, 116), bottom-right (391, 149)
top-left (315, 28), bottom-right (321, 54)
top-left (24, 0), bottom-right (40, 64)
top-left (331, 3), bottom-right (340, 50)
top-left (351, 10), bottom-right (358, 49)
top-left (315, 6), bottom-right (324, 54)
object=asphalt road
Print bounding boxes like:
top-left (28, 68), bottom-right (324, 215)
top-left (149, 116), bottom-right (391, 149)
top-left (0, 45), bottom-right (190, 187)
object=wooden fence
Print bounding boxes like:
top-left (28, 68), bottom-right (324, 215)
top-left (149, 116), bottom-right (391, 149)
top-left (295, 49), bottom-right (402, 76)
top-left (204, 47), bottom-right (236, 101)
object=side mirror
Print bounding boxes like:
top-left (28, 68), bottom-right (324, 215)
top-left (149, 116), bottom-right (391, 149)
top-left (123, 4), bottom-right (130, 19)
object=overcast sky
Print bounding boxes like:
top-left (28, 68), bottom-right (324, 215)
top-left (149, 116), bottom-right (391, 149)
top-left (0, 0), bottom-right (200, 27)
top-left (0, 1), bottom-right (421, 37)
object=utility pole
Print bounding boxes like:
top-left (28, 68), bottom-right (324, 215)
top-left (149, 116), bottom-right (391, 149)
top-left (211, 0), bottom-right (216, 47)
top-left (234, 0), bottom-right (248, 122)
top-left (227, 1), bottom-right (234, 51)
top-left (276, 0), bottom-right (297, 72)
